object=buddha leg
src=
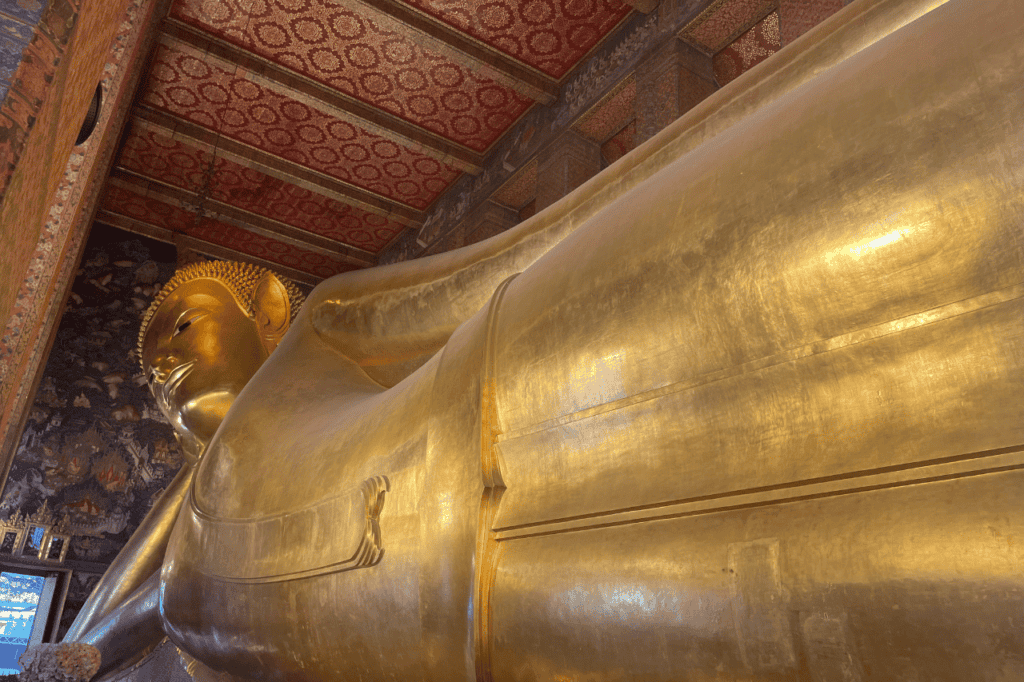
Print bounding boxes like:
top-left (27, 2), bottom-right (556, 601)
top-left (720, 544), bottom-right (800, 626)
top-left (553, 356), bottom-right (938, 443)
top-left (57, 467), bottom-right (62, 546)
top-left (65, 463), bottom-right (195, 641)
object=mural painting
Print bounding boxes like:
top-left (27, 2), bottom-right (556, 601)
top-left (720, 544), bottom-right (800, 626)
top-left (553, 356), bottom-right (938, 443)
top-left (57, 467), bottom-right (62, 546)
top-left (1, 225), bottom-right (183, 635)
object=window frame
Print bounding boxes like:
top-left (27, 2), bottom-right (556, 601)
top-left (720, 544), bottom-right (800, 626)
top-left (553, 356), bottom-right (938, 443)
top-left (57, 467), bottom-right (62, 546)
top-left (0, 562), bottom-right (71, 646)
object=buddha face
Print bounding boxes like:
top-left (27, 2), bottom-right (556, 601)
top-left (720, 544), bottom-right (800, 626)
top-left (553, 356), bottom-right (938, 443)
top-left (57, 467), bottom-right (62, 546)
top-left (140, 278), bottom-right (269, 448)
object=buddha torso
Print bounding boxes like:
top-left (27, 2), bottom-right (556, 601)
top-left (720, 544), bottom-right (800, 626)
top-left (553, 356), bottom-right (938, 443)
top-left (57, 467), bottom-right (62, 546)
top-left (160, 0), bottom-right (1024, 678)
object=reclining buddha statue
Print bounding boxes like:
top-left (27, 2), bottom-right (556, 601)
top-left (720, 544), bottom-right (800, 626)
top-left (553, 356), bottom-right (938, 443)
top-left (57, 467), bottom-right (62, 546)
top-left (48, 0), bottom-right (1024, 679)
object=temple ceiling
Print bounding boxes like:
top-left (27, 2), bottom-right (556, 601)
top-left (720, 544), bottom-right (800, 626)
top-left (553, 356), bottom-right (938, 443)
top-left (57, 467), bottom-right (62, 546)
top-left (94, 0), bottom-right (641, 285)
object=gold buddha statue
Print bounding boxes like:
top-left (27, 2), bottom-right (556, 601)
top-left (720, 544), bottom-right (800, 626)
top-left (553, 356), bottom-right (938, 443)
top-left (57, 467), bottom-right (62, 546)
top-left (58, 261), bottom-right (304, 678)
top-left (138, 261), bottom-right (304, 454)
top-left (51, 0), bottom-right (1024, 679)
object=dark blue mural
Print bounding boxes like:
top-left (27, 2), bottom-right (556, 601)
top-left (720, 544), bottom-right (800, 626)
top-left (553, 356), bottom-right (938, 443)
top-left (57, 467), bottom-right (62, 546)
top-left (1, 225), bottom-right (183, 636)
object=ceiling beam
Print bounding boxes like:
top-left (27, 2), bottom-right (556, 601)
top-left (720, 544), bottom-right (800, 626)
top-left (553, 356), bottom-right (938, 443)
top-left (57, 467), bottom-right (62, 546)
top-left (107, 169), bottom-right (378, 268)
top-left (622, 0), bottom-right (659, 12)
top-left (347, 0), bottom-right (559, 105)
top-left (132, 106), bottom-right (426, 228)
top-left (94, 210), bottom-right (325, 287)
top-left (160, 21), bottom-right (485, 175)
top-left (678, 0), bottom-right (776, 54)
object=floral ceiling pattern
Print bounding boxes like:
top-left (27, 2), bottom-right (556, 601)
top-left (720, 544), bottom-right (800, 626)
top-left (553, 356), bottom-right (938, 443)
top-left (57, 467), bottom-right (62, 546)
top-left (144, 43), bottom-right (462, 208)
top-left (90, 0), bottom-right (639, 283)
top-left (679, 0), bottom-right (775, 53)
top-left (712, 10), bottom-right (779, 86)
top-left (169, 0), bottom-right (536, 151)
top-left (400, 0), bottom-right (632, 77)
top-left (117, 128), bottom-right (406, 252)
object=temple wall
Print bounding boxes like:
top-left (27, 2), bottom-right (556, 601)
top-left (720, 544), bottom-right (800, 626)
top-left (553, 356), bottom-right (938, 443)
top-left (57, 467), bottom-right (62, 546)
top-left (0, 0), bottom-right (168, 483)
top-left (0, 0), bottom-right (129, 329)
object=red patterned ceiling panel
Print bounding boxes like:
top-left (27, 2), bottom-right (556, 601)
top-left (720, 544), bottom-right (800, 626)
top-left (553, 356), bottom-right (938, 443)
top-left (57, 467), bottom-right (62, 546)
top-left (397, 0), bottom-right (631, 78)
top-left (680, 0), bottom-right (775, 53)
top-left (143, 43), bottom-right (460, 210)
top-left (170, 0), bottom-right (534, 151)
top-left (118, 128), bottom-right (405, 252)
top-left (101, 185), bottom-right (358, 278)
top-left (573, 74), bottom-right (634, 143)
top-left (712, 11), bottom-right (779, 87)
top-left (600, 119), bottom-right (634, 165)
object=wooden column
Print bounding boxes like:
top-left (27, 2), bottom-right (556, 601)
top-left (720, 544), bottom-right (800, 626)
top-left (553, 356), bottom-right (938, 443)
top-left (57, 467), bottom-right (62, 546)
top-left (634, 38), bottom-right (716, 146)
top-left (535, 131), bottom-right (602, 213)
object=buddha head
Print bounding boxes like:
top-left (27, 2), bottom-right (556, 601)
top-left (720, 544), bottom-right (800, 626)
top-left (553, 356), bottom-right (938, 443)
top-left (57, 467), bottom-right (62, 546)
top-left (138, 261), bottom-right (304, 455)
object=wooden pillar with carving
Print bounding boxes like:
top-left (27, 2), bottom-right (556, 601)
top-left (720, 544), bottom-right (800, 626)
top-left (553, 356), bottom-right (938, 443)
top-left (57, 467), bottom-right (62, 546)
top-left (535, 131), bottom-right (601, 213)
top-left (634, 37), bottom-right (716, 146)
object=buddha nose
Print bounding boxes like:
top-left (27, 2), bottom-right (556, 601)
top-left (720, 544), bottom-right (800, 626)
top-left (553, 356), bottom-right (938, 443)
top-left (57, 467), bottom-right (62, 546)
top-left (148, 354), bottom-right (177, 386)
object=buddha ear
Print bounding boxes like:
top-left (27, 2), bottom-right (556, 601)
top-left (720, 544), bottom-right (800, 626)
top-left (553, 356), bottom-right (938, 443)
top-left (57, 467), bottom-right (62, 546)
top-left (252, 273), bottom-right (291, 352)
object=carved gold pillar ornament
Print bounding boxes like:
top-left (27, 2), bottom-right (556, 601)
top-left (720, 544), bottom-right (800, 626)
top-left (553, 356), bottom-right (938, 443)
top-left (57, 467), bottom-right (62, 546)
top-left (62, 0), bottom-right (1024, 679)
top-left (0, 502), bottom-right (72, 562)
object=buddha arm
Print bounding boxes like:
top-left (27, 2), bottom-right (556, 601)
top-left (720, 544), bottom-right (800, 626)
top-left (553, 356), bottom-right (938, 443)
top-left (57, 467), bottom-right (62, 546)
top-left (64, 462), bottom-right (195, 641)
top-left (307, 0), bottom-right (945, 389)
top-left (308, 220), bottom-right (564, 387)
top-left (78, 571), bottom-right (164, 680)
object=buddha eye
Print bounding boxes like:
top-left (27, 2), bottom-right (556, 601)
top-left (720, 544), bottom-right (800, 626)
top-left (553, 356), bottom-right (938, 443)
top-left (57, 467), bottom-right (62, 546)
top-left (171, 311), bottom-right (204, 337)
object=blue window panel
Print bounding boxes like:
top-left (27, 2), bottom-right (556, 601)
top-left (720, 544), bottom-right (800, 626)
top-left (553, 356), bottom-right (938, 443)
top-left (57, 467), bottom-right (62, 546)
top-left (0, 572), bottom-right (45, 674)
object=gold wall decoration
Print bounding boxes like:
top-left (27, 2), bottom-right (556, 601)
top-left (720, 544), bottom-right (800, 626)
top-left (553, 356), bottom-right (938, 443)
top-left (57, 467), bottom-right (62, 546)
top-left (0, 502), bottom-right (71, 563)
